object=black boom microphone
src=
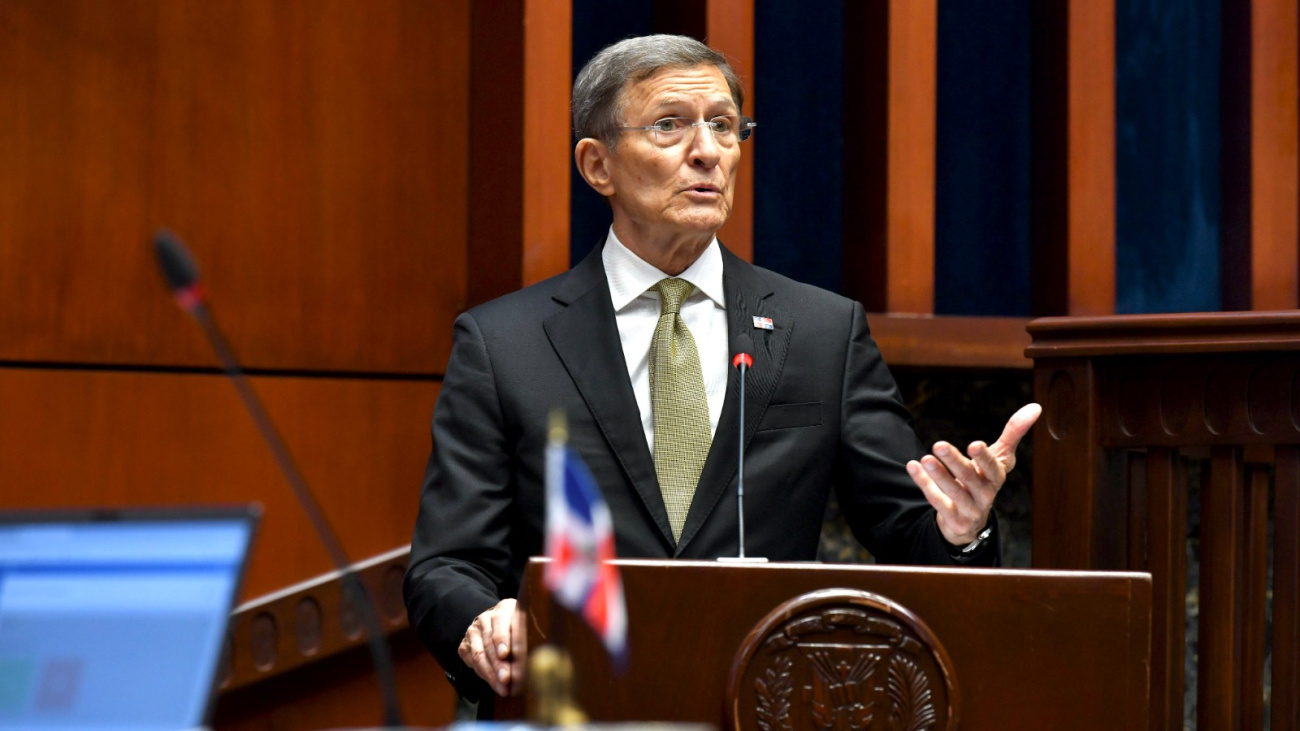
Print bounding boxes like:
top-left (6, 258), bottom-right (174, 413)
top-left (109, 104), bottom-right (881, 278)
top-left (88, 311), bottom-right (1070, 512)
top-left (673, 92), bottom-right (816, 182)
top-left (153, 230), bottom-right (405, 728)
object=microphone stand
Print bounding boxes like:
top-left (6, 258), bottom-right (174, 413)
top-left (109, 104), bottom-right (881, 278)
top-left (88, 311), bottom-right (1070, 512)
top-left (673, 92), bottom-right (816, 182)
top-left (154, 232), bottom-right (408, 728)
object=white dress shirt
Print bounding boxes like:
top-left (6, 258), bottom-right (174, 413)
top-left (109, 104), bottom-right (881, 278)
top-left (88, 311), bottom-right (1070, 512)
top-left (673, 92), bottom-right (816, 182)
top-left (602, 229), bottom-right (729, 452)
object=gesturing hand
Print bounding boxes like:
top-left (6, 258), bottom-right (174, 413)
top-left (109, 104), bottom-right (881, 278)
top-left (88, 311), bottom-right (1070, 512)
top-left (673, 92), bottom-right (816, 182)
top-left (458, 598), bottom-right (526, 697)
top-left (905, 403), bottom-right (1042, 546)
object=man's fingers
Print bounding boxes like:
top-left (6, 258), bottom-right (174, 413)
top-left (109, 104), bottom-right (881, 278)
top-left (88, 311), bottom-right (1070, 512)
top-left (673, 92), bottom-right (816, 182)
top-left (480, 613), bottom-right (501, 665)
top-left (967, 441), bottom-right (1005, 484)
top-left (490, 601), bottom-right (516, 659)
top-left (459, 628), bottom-right (502, 694)
top-left (932, 442), bottom-right (982, 489)
top-left (989, 403), bottom-right (1043, 461)
top-left (909, 458), bottom-right (978, 514)
top-left (907, 460), bottom-right (955, 513)
top-left (460, 599), bottom-right (522, 696)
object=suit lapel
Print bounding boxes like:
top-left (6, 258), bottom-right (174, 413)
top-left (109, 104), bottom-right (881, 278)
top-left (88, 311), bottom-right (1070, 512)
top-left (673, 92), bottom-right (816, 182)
top-left (543, 248), bottom-right (676, 547)
top-left (675, 247), bottom-right (793, 555)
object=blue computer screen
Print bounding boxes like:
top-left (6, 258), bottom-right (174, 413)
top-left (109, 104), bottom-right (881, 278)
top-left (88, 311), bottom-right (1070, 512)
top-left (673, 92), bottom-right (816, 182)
top-left (0, 518), bottom-right (253, 730)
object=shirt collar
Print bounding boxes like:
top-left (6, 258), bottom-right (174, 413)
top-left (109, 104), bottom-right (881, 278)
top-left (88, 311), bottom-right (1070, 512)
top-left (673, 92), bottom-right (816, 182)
top-left (602, 228), bottom-right (726, 311)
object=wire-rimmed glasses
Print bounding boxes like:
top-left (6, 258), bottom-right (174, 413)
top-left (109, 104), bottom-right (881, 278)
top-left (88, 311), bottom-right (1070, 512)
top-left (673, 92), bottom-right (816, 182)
top-left (619, 115), bottom-right (756, 147)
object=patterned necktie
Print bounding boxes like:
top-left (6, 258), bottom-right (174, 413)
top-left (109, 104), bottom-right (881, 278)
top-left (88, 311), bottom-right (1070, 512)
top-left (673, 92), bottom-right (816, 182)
top-left (649, 277), bottom-right (712, 542)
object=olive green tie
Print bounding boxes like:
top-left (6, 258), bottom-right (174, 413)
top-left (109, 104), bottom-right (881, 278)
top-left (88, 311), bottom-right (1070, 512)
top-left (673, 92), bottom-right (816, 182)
top-left (649, 278), bottom-right (712, 542)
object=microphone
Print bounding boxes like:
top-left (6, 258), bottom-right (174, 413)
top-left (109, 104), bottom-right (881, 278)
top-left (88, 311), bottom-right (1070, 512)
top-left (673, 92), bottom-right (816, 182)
top-left (152, 230), bottom-right (406, 728)
top-left (719, 333), bottom-right (765, 563)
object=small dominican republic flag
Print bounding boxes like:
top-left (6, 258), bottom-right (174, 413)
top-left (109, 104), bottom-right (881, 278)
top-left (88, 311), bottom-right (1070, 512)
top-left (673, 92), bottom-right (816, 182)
top-left (544, 414), bottom-right (628, 665)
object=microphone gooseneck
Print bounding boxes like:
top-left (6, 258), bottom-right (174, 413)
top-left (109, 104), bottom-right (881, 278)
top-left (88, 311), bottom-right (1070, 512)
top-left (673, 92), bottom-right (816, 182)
top-left (732, 333), bottom-right (754, 559)
top-left (152, 229), bottom-right (405, 728)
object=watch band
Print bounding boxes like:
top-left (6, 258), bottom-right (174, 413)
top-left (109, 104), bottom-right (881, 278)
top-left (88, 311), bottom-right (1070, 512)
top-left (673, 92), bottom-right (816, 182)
top-left (960, 525), bottom-right (994, 554)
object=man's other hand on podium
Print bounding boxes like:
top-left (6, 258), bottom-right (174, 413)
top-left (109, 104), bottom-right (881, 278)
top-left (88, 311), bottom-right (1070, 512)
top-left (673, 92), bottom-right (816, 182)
top-left (459, 598), bottom-right (525, 697)
top-left (906, 403), bottom-right (1042, 547)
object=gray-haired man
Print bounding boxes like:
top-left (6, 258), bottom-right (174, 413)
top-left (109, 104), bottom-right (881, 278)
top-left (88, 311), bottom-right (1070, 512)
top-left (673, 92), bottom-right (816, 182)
top-left (403, 33), bottom-right (1039, 705)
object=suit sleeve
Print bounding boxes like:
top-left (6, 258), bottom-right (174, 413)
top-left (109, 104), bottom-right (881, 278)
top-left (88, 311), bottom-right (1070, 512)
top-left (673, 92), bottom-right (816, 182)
top-left (833, 301), bottom-right (1000, 566)
top-left (403, 311), bottom-right (516, 700)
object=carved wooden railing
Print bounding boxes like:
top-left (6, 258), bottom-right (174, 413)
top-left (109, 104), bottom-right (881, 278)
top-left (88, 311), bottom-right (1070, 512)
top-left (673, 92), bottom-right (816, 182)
top-left (221, 546), bottom-right (410, 691)
top-left (212, 546), bottom-right (456, 730)
top-left (1028, 311), bottom-right (1300, 731)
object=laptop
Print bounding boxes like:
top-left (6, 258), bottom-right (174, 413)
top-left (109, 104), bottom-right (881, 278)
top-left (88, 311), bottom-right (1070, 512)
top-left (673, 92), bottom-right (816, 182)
top-left (0, 507), bottom-right (259, 730)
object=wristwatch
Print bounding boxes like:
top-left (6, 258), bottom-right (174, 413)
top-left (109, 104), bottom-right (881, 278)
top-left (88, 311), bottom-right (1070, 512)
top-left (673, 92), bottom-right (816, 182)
top-left (959, 525), bottom-right (994, 554)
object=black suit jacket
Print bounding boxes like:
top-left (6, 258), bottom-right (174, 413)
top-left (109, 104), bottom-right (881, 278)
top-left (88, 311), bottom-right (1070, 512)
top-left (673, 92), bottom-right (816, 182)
top-left (404, 243), bottom-right (998, 698)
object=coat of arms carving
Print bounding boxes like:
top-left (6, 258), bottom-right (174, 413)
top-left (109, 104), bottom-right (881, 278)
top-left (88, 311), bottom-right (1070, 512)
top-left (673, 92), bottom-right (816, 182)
top-left (728, 589), bottom-right (956, 731)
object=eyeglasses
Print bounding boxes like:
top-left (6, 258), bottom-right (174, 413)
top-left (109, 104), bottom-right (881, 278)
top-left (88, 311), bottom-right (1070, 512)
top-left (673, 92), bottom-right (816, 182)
top-left (619, 115), bottom-right (757, 147)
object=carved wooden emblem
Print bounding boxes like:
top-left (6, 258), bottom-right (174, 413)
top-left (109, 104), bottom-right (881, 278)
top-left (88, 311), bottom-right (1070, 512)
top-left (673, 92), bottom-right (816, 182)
top-left (728, 589), bottom-right (957, 731)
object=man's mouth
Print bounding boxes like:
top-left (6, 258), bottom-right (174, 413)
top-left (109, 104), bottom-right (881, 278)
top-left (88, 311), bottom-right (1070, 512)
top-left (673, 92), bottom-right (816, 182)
top-left (684, 184), bottom-right (720, 194)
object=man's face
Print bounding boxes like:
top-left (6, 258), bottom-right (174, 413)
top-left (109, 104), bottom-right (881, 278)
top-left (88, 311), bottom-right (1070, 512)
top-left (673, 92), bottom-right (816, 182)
top-left (603, 65), bottom-right (742, 244)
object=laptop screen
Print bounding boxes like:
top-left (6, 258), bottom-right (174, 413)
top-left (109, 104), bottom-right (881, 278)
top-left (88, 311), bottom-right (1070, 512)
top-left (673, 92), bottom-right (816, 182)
top-left (0, 509), bottom-right (257, 730)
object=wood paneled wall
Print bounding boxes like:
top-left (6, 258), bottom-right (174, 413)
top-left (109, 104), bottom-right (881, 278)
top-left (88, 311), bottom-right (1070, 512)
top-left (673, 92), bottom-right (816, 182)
top-left (0, 0), bottom-right (469, 372)
top-left (0, 0), bottom-right (466, 589)
top-left (0, 2), bottom-right (471, 724)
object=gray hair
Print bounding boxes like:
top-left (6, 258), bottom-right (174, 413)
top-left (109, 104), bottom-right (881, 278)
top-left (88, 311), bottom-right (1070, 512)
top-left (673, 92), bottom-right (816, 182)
top-left (572, 34), bottom-right (745, 150)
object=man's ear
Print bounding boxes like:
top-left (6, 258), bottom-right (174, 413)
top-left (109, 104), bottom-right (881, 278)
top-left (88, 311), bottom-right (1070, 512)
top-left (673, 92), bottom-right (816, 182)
top-left (575, 138), bottom-right (616, 197)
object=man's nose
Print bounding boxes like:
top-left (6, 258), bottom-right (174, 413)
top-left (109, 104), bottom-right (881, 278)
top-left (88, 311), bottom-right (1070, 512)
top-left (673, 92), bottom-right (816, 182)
top-left (688, 124), bottom-right (723, 167)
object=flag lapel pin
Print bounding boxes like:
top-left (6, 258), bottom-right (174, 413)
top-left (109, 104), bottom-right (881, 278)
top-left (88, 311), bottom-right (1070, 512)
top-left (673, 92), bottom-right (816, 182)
top-left (752, 316), bottom-right (774, 331)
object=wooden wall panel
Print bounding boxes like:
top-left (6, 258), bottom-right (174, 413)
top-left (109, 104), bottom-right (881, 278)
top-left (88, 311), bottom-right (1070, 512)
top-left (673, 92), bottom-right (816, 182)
top-left (0, 368), bottom-right (437, 599)
top-left (1224, 0), bottom-right (1300, 311)
top-left (1031, 0), bottom-right (1116, 317)
top-left (214, 637), bottom-right (455, 730)
top-left (0, 0), bottom-right (469, 373)
top-left (468, 0), bottom-right (572, 300)
top-left (1065, 0), bottom-right (1116, 316)
top-left (522, 0), bottom-right (573, 287)
top-left (1251, 0), bottom-right (1299, 309)
top-left (883, 0), bottom-right (937, 315)
top-left (842, 0), bottom-right (937, 315)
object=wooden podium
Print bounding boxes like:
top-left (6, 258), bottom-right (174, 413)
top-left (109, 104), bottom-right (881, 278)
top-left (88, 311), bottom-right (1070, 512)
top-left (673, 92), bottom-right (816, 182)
top-left (505, 559), bottom-right (1151, 730)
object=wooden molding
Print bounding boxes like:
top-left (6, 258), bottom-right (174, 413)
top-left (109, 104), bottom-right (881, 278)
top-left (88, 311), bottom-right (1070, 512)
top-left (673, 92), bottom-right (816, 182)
top-left (1026, 310), bottom-right (1300, 358)
top-left (221, 546), bottom-right (412, 692)
top-left (868, 314), bottom-right (1032, 370)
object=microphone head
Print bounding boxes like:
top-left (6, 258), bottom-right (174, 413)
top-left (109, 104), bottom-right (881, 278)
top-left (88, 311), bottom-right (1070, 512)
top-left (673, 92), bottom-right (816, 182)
top-left (732, 333), bottom-right (755, 370)
top-left (153, 229), bottom-right (205, 309)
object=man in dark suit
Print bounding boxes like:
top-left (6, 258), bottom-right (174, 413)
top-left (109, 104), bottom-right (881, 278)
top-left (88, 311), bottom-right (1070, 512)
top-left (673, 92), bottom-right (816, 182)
top-left (404, 34), bottom-right (1039, 704)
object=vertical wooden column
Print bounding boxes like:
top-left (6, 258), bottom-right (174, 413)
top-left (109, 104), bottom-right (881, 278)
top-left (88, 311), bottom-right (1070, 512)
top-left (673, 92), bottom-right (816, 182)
top-left (842, 0), bottom-right (936, 314)
top-left (1276, 446), bottom-right (1300, 731)
top-left (1249, 0), bottom-right (1299, 310)
top-left (1031, 359), bottom-right (1106, 568)
top-left (1127, 453), bottom-right (1149, 570)
top-left (1030, 0), bottom-right (1116, 316)
top-left (522, 0), bottom-right (572, 286)
top-left (1199, 446), bottom-right (1244, 730)
top-left (1145, 447), bottom-right (1187, 731)
top-left (468, 0), bottom-right (571, 306)
top-left (1239, 465), bottom-right (1270, 731)
top-left (1222, 0), bottom-right (1299, 311)
top-left (468, 0), bottom-right (524, 307)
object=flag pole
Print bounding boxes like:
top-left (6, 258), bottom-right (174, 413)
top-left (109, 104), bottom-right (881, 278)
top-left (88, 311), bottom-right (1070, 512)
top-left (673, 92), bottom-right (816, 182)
top-left (528, 410), bottom-right (587, 726)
